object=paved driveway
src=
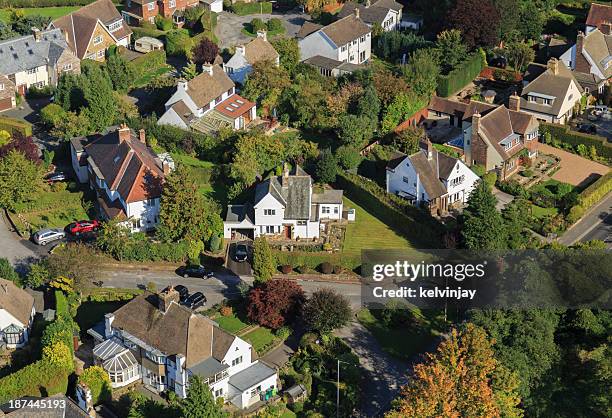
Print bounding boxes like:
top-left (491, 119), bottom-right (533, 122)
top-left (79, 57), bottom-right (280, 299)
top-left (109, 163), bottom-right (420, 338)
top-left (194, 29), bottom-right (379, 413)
top-left (539, 143), bottom-right (609, 187)
top-left (492, 187), bottom-right (514, 211)
top-left (216, 10), bottom-right (309, 49)
top-left (0, 212), bottom-right (38, 272)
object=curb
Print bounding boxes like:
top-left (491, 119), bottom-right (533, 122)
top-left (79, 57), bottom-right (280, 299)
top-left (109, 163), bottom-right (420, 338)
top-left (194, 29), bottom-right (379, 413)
top-left (2, 209), bottom-right (24, 238)
top-left (273, 274), bottom-right (361, 285)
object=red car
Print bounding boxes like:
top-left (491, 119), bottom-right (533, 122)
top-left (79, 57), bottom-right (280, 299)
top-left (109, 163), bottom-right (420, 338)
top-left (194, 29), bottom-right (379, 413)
top-left (67, 220), bottom-right (100, 235)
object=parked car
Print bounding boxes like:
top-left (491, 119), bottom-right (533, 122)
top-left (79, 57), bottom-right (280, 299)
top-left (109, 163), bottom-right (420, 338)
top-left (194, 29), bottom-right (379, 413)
top-left (33, 228), bottom-right (66, 246)
top-left (594, 105), bottom-right (608, 113)
top-left (185, 292), bottom-right (206, 310)
top-left (176, 265), bottom-right (214, 279)
top-left (45, 172), bottom-right (67, 183)
top-left (234, 244), bottom-right (249, 262)
top-left (67, 220), bottom-right (100, 235)
top-left (577, 123), bottom-right (597, 134)
top-left (174, 285), bottom-right (189, 301)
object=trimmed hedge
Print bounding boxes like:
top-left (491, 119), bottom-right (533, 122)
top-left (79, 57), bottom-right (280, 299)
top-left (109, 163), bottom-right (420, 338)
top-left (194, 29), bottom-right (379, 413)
top-left (127, 50), bottom-right (167, 79)
top-left (0, 116), bottom-right (33, 137)
top-left (274, 250), bottom-right (361, 271)
top-left (78, 366), bottom-right (112, 405)
top-left (0, 0), bottom-right (90, 6)
top-left (337, 172), bottom-right (444, 248)
top-left (540, 122), bottom-right (612, 161)
top-left (437, 52), bottom-right (484, 97)
top-left (230, 1), bottom-right (272, 15)
top-left (0, 360), bottom-right (70, 404)
top-left (83, 287), bottom-right (143, 302)
top-left (567, 172), bottom-right (612, 224)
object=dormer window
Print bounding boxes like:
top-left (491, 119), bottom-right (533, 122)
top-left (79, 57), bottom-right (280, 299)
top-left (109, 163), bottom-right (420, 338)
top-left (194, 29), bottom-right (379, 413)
top-left (108, 21), bottom-right (122, 32)
top-left (147, 2), bottom-right (155, 10)
top-left (528, 95), bottom-right (536, 103)
top-left (542, 98), bottom-right (551, 105)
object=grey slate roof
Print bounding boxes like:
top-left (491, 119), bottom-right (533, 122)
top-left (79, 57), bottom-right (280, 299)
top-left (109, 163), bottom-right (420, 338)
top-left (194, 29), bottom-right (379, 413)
top-left (311, 189), bottom-right (343, 204)
top-left (254, 166), bottom-right (313, 220)
top-left (189, 357), bottom-right (229, 380)
top-left (225, 204), bottom-right (255, 224)
top-left (0, 29), bottom-right (70, 76)
top-left (229, 361), bottom-right (276, 391)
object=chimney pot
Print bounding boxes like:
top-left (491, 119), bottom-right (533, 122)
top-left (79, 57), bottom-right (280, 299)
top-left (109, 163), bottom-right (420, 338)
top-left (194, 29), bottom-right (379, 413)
top-left (118, 124), bottom-right (131, 142)
top-left (139, 129), bottom-right (146, 144)
top-left (508, 93), bottom-right (520, 112)
top-left (158, 286), bottom-right (180, 313)
top-left (256, 30), bottom-right (267, 41)
top-left (547, 58), bottom-right (559, 75)
top-left (236, 45), bottom-right (245, 56)
top-left (31, 27), bottom-right (41, 42)
top-left (281, 163), bottom-right (290, 187)
top-left (202, 64), bottom-right (213, 76)
top-left (354, 7), bottom-right (360, 19)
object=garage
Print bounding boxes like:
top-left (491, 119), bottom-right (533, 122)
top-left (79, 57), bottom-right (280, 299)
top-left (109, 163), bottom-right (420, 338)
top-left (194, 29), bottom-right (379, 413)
top-left (224, 204), bottom-right (256, 240)
top-left (230, 228), bottom-right (254, 241)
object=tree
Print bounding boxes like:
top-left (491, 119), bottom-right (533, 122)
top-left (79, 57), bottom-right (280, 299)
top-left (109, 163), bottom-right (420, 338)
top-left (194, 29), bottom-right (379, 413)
top-left (374, 31), bottom-right (431, 62)
top-left (335, 145), bottom-right (362, 170)
top-left (55, 73), bottom-right (87, 112)
top-left (506, 41), bottom-right (535, 72)
top-left (51, 111), bottom-right (91, 141)
top-left (181, 60), bottom-right (198, 80)
top-left (40, 103), bottom-right (67, 128)
top-left (96, 218), bottom-right (132, 260)
top-left (0, 150), bottom-right (42, 211)
top-left (9, 11), bottom-right (50, 35)
top-left (165, 29), bottom-right (192, 56)
top-left (242, 60), bottom-right (290, 115)
top-left (0, 21), bottom-right (16, 41)
top-left (247, 278), bottom-right (305, 329)
top-left (253, 236), bottom-right (275, 284)
top-left (435, 29), bottom-right (467, 73)
top-left (46, 243), bottom-right (97, 290)
top-left (157, 165), bottom-right (223, 243)
top-left (461, 180), bottom-right (506, 250)
top-left (372, 68), bottom-right (410, 109)
top-left (502, 198), bottom-right (531, 249)
top-left (315, 149), bottom-right (338, 184)
top-left (381, 92), bottom-right (428, 133)
top-left (356, 85), bottom-right (380, 129)
top-left (271, 38), bottom-right (300, 74)
top-left (447, 0), bottom-right (501, 48)
top-left (281, 71), bottom-right (331, 129)
top-left (392, 126), bottom-right (423, 154)
top-left (180, 375), bottom-right (226, 418)
top-left (78, 366), bottom-right (112, 404)
top-left (82, 65), bottom-right (118, 132)
top-left (0, 133), bottom-right (39, 162)
top-left (25, 262), bottom-right (50, 288)
top-left (42, 341), bottom-right (73, 370)
top-left (250, 17), bottom-right (267, 32)
top-left (386, 324), bottom-right (523, 418)
top-left (106, 54), bottom-right (135, 91)
top-left (191, 37), bottom-right (219, 66)
top-left (336, 114), bottom-right (374, 148)
top-left (303, 289), bottom-right (351, 333)
top-left (0, 258), bottom-right (19, 284)
top-left (401, 48), bottom-right (440, 98)
top-left (519, 2), bottom-right (544, 41)
top-left (493, 0), bottom-right (520, 42)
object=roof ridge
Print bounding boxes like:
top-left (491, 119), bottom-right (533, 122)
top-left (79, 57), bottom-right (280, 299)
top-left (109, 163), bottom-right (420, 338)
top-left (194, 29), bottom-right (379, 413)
top-left (110, 147), bottom-right (134, 190)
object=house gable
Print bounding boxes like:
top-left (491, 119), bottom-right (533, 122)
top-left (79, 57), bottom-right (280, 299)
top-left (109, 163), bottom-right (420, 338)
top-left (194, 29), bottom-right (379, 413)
top-left (83, 20), bottom-right (117, 60)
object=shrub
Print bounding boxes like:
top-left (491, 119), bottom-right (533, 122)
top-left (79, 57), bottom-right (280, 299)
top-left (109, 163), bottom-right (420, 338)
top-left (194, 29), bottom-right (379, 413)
top-left (496, 179), bottom-right (528, 198)
top-left (437, 52), bottom-right (484, 97)
top-left (281, 264), bottom-right (293, 274)
top-left (231, 1), bottom-right (272, 15)
top-left (539, 122), bottom-right (612, 161)
top-left (332, 265), bottom-right (343, 274)
top-left (275, 325), bottom-right (291, 340)
top-left (0, 116), bottom-right (32, 137)
top-left (0, 360), bottom-right (70, 404)
top-left (165, 29), bottom-right (192, 56)
top-left (335, 145), bottom-right (362, 170)
top-left (0, 258), bottom-right (19, 284)
top-left (27, 85), bottom-right (54, 98)
top-left (154, 15), bottom-right (173, 31)
top-left (567, 172), bottom-right (612, 224)
top-left (303, 289), bottom-right (351, 333)
top-left (127, 50), bottom-right (167, 79)
top-left (78, 366), bottom-right (112, 404)
top-left (220, 305), bottom-right (233, 317)
top-left (208, 235), bottom-right (223, 252)
top-left (320, 262), bottom-right (333, 274)
top-left (250, 17), bottom-right (266, 32)
top-left (483, 172), bottom-right (497, 187)
top-left (472, 164), bottom-right (486, 177)
top-left (247, 278), bottom-right (305, 329)
top-left (267, 18), bottom-right (283, 32)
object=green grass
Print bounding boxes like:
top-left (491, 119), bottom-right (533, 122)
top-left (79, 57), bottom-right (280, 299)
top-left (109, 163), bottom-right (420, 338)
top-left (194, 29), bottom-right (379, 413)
top-left (214, 313), bottom-right (249, 334)
top-left (170, 152), bottom-right (229, 203)
top-left (242, 327), bottom-right (278, 355)
top-left (530, 204), bottom-right (559, 219)
top-left (132, 65), bottom-right (172, 89)
top-left (342, 196), bottom-right (413, 257)
top-left (0, 6), bottom-right (80, 21)
top-left (75, 301), bottom-right (128, 338)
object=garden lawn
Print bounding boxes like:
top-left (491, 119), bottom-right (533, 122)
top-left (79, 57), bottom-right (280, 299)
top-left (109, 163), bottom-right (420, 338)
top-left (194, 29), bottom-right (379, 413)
top-left (132, 65), bottom-right (172, 89)
top-left (214, 313), bottom-right (249, 334)
top-left (342, 196), bottom-right (413, 257)
top-left (242, 327), bottom-right (277, 355)
top-left (530, 204), bottom-right (558, 219)
top-left (0, 6), bottom-right (79, 21)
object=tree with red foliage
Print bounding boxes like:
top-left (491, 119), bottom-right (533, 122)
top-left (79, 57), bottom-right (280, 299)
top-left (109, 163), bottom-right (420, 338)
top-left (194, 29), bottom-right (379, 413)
top-left (247, 278), bottom-right (305, 330)
top-left (191, 37), bottom-right (219, 67)
top-left (0, 133), bottom-right (40, 163)
top-left (446, 0), bottom-right (500, 49)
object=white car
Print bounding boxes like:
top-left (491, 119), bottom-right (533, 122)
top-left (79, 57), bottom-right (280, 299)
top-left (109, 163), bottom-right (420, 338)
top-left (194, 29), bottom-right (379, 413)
top-left (594, 105), bottom-right (608, 113)
top-left (32, 228), bottom-right (66, 246)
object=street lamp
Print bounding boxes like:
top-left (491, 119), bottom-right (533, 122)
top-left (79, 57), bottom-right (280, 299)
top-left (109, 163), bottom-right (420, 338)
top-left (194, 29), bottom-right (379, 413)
top-left (336, 359), bottom-right (354, 418)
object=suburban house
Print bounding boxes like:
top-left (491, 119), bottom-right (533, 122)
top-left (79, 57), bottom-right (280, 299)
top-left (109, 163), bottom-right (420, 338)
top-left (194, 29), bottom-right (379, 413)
top-left (121, 0), bottom-right (201, 26)
top-left (337, 0), bottom-right (403, 32)
top-left (400, 13), bottom-right (423, 31)
top-left (519, 58), bottom-right (583, 124)
top-left (223, 165), bottom-right (343, 240)
top-left (158, 64), bottom-right (256, 133)
top-left (70, 125), bottom-right (174, 232)
top-left (0, 278), bottom-right (35, 349)
top-left (0, 28), bottom-right (80, 95)
top-left (560, 27), bottom-right (611, 97)
top-left (298, 10), bottom-right (371, 66)
top-left (386, 140), bottom-right (480, 214)
top-left (428, 95), bottom-right (540, 180)
top-left (87, 287), bottom-right (278, 409)
top-left (51, 0), bottom-right (132, 61)
top-left (303, 55), bottom-right (364, 77)
top-left (585, 3), bottom-right (611, 34)
top-left (224, 30), bottom-right (279, 84)
top-left (0, 74), bottom-right (17, 112)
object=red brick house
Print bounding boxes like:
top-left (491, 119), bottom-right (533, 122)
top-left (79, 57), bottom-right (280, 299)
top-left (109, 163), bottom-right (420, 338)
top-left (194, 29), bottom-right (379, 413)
top-left (122, 0), bottom-right (199, 26)
top-left (0, 75), bottom-right (17, 112)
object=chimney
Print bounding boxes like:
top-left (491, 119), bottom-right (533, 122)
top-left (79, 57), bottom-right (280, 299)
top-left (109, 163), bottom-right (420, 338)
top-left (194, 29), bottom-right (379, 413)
top-left (202, 64), bottom-right (213, 76)
top-left (104, 313), bottom-right (114, 339)
top-left (576, 31), bottom-right (585, 55)
top-left (256, 30), bottom-right (267, 42)
top-left (158, 286), bottom-right (180, 313)
top-left (139, 129), bottom-right (146, 144)
top-left (32, 27), bottom-right (41, 42)
top-left (162, 160), bottom-right (171, 175)
top-left (118, 124), bottom-right (131, 142)
top-left (601, 21), bottom-right (611, 35)
top-left (420, 138), bottom-right (433, 160)
top-left (354, 7), bottom-right (360, 19)
top-left (508, 92), bottom-right (520, 112)
top-left (236, 45), bottom-right (245, 56)
top-left (177, 79), bottom-right (188, 91)
top-left (281, 163), bottom-right (290, 187)
top-left (547, 58), bottom-right (559, 75)
top-left (76, 382), bottom-right (96, 417)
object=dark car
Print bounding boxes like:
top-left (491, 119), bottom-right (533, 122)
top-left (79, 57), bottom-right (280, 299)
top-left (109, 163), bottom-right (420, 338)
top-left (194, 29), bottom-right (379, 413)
top-left (234, 244), bottom-right (248, 262)
top-left (176, 265), bottom-right (214, 279)
top-left (185, 292), bottom-right (207, 310)
top-left (577, 123), bottom-right (597, 134)
top-left (174, 285), bottom-right (189, 301)
top-left (45, 172), bottom-right (67, 183)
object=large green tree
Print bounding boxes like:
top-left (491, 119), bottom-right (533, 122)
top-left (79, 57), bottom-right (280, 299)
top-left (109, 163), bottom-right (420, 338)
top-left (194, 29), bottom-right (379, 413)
top-left (315, 149), bottom-right (338, 184)
top-left (242, 60), bottom-right (290, 116)
top-left (435, 29), bottom-right (467, 73)
top-left (461, 180), bottom-right (506, 250)
top-left (447, 0), bottom-right (501, 48)
top-left (106, 54), bottom-right (135, 92)
top-left (401, 48), bottom-right (440, 98)
top-left (271, 37), bottom-right (300, 75)
top-left (82, 65), bottom-right (118, 132)
top-left (501, 198), bottom-right (531, 249)
top-left (281, 71), bottom-right (331, 129)
top-left (0, 150), bottom-right (42, 211)
top-left (336, 114), bottom-right (374, 148)
top-left (506, 41), bottom-right (535, 72)
top-left (303, 289), bottom-right (352, 333)
top-left (252, 236), bottom-right (275, 284)
top-left (180, 375), bottom-right (226, 418)
top-left (493, 0), bottom-right (521, 42)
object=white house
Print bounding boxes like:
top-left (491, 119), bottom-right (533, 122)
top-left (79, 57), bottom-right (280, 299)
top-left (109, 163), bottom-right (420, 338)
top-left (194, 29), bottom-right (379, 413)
top-left (87, 287), bottom-right (278, 410)
top-left (223, 165), bottom-right (343, 240)
top-left (0, 279), bottom-right (35, 349)
top-left (337, 0), bottom-right (403, 32)
top-left (298, 10), bottom-right (371, 65)
top-left (70, 125), bottom-right (173, 232)
top-left (201, 0), bottom-right (223, 13)
top-left (386, 140), bottom-right (479, 214)
top-left (158, 64), bottom-right (257, 133)
top-left (224, 30), bottom-right (279, 85)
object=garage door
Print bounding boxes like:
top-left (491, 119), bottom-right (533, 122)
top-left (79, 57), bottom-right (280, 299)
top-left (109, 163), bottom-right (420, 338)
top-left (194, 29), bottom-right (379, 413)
top-left (232, 228), bottom-right (254, 240)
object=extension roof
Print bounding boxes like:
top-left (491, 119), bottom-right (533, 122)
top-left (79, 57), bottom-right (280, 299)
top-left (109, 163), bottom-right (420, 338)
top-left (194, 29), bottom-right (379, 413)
top-left (0, 278), bottom-right (34, 327)
top-left (0, 29), bottom-right (72, 76)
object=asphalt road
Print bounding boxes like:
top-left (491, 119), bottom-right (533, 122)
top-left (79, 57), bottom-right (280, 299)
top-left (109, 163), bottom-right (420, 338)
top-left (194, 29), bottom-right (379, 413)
top-left (559, 192), bottom-right (612, 246)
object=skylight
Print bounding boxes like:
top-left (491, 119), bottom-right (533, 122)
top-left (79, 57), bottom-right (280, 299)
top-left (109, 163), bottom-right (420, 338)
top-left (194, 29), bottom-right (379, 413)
top-left (225, 106), bottom-right (234, 112)
top-left (236, 99), bottom-right (244, 104)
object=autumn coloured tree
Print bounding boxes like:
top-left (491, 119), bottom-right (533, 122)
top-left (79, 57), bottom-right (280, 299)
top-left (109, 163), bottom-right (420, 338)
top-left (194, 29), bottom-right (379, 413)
top-left (447, 0), bottom-right (501, 48)
top-left (386, 324), bottom-right (523, 418)
top-left (191, 37), bottom-right (219, 66)
top-left (0, 133), bottom-right (39, 162)
top-left (247, 278), bottom-right (305, 329)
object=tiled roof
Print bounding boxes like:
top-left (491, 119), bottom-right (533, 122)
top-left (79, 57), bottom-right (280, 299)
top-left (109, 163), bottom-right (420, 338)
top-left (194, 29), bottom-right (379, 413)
top-left (0, 278), bottom-right (34, 326)
top-left (581, 29), bottom-right (612, 79)
top-left (0, 29), bottom-right (71, 75)
top-left (186, 65), bottom-right (235, 109)
top-left (408, 151), bottom-right (448, 199)
top-left (521, 60), bottom-right (582, 116)
top-left (244, 37), bottom-right (279, 64)
top-left (586, 3), bottom-right (612, 29)
top-left (338, 0), bottom-right (402, 24)
top-left (320, 14), bottom-right (371, 47)
top-left (214, 94), bottom-right (255, 120)
top-left (296, 22), bottom-right (323, 39)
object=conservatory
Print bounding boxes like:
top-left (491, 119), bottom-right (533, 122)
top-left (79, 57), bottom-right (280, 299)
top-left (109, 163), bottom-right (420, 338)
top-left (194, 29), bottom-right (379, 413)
top-left (93, 337), bottom-right (141, 388)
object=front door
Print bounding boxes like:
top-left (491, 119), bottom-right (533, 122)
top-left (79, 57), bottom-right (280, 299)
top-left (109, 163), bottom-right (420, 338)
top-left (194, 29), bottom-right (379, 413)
top-left (283, 225), bottom-right (291, 239)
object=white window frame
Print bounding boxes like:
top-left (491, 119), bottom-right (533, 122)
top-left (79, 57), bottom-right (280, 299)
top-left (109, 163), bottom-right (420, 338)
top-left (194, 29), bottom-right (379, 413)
top-left (93, 35), bottom-right (103, 46)
top-left (264, 209), bottom-right (276, 215)
top-left (147, 2), bottom-right (155, 10)
top-left (169, 0), bottom-right (176, 7)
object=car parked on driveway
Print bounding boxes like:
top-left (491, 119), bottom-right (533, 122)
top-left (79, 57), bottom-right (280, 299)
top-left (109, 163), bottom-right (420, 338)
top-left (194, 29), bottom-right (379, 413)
top-left (45, 172), bottom-right (67, 183)
top-left (185, 292), bottom-right (206, 310)
top-left (33, 228), bottom-right (66, 246)
top-left (174, 285), bottom-right (189, 301)
top-left (577, 123), bottom-right (597, 134)
top-left (67, 220), bottom-right (100, 235)
top-left (234, 244), bottom-right (248, 262)
top-left (176, 265), bottom-right (214, 279)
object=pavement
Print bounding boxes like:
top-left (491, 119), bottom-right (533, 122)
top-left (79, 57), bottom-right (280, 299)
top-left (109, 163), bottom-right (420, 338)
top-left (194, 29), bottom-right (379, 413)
top-left (0, 211), bottom-right (39, 273)
top-left (558, 191), bottom-right (612, 246)
top-left (492, 187), bottom-right (514, 211)
top-left (215, 10), bottom-right (309, 49)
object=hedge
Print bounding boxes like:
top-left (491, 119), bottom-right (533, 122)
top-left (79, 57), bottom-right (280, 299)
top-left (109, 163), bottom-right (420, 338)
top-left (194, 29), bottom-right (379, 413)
top-left (0, 360), bottom-right (70, 404)
top-left (0, 116), bottom-right (33, 137)
top-left (230, 1), bottom-right (272, 15)
top-left (0, 0), bottom-right (90, 6)
top-left (336, 172), bottom-right (444, 248)
top-left (127, 50), bottom-right (167, 79)
top-left (437, 52), bottom-right (484, 97)
top-left (131, 25), bottom-right (166, 41)
top-left (83, 287), bottom-right (143, 302)
top-left (540, 122), bottom-right (612, 161)
top-left (567, 172), bottom-right (612, 224)
top-left (78, 366), bottom-right (112, 405)
top-left (273, 250), bottom-right (361, 271)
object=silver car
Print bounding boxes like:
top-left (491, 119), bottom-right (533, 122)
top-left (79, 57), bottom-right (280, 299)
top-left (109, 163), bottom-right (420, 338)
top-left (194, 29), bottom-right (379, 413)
top-left (33, 228), bottom-right (66, 246)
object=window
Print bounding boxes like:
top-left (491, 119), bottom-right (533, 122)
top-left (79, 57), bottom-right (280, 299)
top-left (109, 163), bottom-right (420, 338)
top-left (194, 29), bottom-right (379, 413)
top-left (264, 209), bottom-right (276, 215)
top-left (63, 63), bottom-right (72, 71)
top-left (97, 49), bottom-right (104, 58)
top-left (584, 87), bottom-right (590, 94)
top-left (145, 199), bottom-right (156, 206)
top-left (0, 83), bottom-right (4, 91)
top-left (169, 0), bottom-right (176, 7)
top-left (27, 68), bottom-right (37, 74)
top-left (359, 50), bottom-right (365, 62)
top-left (542, 98), bottom-right (551, 105)
top-left (352, 40), bottom-right (357, 45)
top-left (93, 35), bottom-right (103, 46)
top-left (334, 207), bottom-right (339, 214)
top-left (147, 1), bottom-right (155, 10)
top-left (87, 53), bottom-right (96, 60)
top-left (360, 36), bottom-right (365, 42)
top-left (507, 159), bottom-right (515, 169)
top-left (232, 356), bottom-right (243, 366)
top-left (322, 206), bottom-right (330, 214)
top-left (450, 175), bottom-right (465, 187)
top-left (265, 225), bottom-right (275, 233)
top-left (297, 220), bottom-right (306, 226)
top-left (108, 21), bottom-right (122, 32)
top-left (341, 45), bottom-right (347, 52)
top-left (131, 219), bottom-right (141, 230)
top-left (528, 95), bottom-right (536, 103)
top-left (402, 176), bottom-right (410, 184)
top-left (349, 55), bottom-right (354, 62)
top-left (145, 351), bottom-right (164, 364)
top-left (5, 330), bottom-right (24, 345)
top-left (214, 388), bottom-right (223, 397)
top-left (215, 95), bottom-right (222, 104)
top-left (227, 87), bottom-right (234, 96)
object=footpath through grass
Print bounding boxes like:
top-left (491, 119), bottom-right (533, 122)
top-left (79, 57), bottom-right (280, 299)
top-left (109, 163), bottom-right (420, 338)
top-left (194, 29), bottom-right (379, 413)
top-left (0, 6), bottom-right (80, 21)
